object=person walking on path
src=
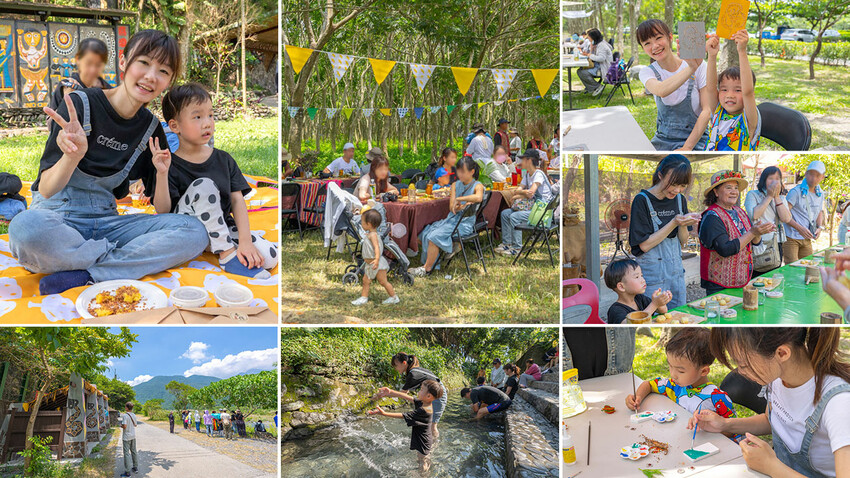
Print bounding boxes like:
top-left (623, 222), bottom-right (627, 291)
top-left (168, 411), bottom-right (175, 434)
top-left (120, 402), bottom-right (139, 477)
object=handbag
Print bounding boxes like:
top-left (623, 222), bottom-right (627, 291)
top-left (752, 193), bottom-right (782, 272)
top-left (512, 197), bottom-right (534, 211)
top-left (527, 199), bottom-right (553, 227)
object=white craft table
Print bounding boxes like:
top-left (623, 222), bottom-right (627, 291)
top-left (561, 105), bottom-right (655, 152)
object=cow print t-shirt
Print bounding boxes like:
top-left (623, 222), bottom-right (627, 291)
top-left (145, 149), bottom-right (251, 225)
top-left (33, 88), bottom-right (166, 200)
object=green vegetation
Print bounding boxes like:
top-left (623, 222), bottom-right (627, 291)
top-left (165, 381), bottom-right (198, 412)
top-left (93, 375), bottom-right (135, 409)
top-left (189, 370), bottom-right (277, 418)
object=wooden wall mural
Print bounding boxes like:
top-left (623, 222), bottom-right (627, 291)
top-left (48, 23), bottom-right (79, 93)
top-left (80, 25), bottom-right (117, 86)
top-left (16, 21), bottom-right (48, 108)
top-left (0, 21), bottom-right (18, 108)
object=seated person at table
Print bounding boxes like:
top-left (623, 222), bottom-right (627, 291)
top-left (495, 149), bottom-right (554, 256)
top-left (323, 142), bottom-right (360, 176)
top-left (426, 147), bottom-right (458, 185)
top-left (355, 154), bottom-right (398, 202)
top-left (461, 385), bottom-right (512, 420)
top-left (626, 328), bottom-right (738, 421)
top-left (351, 208), bottom-right (399, 306)
top-left (281, 148), bottom-right (295, 178)
top-left (604, 258), bottom-right (672, 324)
top-left (433, 167), bottom-right (452, 190)
top-left (150, 83), bottom-right (277, 279)
top-left (484, 145), bottom-right (514, 183)
top-left (704, 30), bottom-right (761, 151)
top-left (410, 157), bottom-right (485, 277)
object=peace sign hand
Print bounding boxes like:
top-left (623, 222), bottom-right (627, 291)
top-left (43, 94), bottom-right (87, 163)
top-left (149, 137), bottom-right (171, 175)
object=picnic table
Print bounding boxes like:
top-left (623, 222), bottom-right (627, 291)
top-left (564, 373), bottom-right (767, 478)
top-left (671, 247), bottom-right (846, 324)
top-left (562, 57), bottom-right (591, 111)
top-left (561, 106), bottom-right (655, 151)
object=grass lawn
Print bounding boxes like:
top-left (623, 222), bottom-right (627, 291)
top-left (281, 229), bottom-right (559, 323)
top-left (563, 53), bottom-right (850, 149)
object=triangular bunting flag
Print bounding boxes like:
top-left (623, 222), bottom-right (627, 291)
top-left (531, 69), bottom-right (559, 97)
top-left (397, 108), bottom-right (410, 118)
top-left (326, 108), bottom-right (339, 119)
top-left (491, 69), bottom-right (519, 98)
top-left (326, 52), bottom-right (355, 83)
top-left (409, 63), bottom-right (436, 92)
top-left (507, 99), bottom-right (518, 103)
top-left (342, 108), bottom-right (354, 119)
top-left (363, 108), bottom-right (374, 118)
top-left (461, 103), bottom-right (473, 111)
top-left (379, 108), bottom-right (392, 117)
top-left (285, 45), bottom-right (314, 74)
top-left (369, 58), bottom-right (397, 85)
top-left (429, 106), bottom-right (442, 114)
top-left (520, 97), bottom-right (531, 102)
top-left (550, 94), bottom-right (558, 100)
top-left (414, 107), bottom-right (425, 119)
top-left (451, 67), bottom-right (478, 96)
top-left (446, 105), bottom-right (458, 114)
top-left (306, 107), bottom-right (319, 120)
top-left (288, 106), bottom-right (300, 118)
top-left (477, 102), bottom-right (488, 109)
top-left (494, 101), bottom-right (504, 106)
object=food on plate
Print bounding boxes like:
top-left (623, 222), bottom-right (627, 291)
top-left (88, 286), bottom-right (143, 317)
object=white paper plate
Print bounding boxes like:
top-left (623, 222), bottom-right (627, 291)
top-left (76, 280), bottom-right (169, 319)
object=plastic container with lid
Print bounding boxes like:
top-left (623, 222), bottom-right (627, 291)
top-left (170, 286), bottom-right (210, 308)
top-left (562, 368), bottom-right (587, 418)
top-left (214, 283), bottom-right (254, 308)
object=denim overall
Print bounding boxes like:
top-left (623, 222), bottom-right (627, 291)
top-left (9, 90), bottom-right (207, 282)
top-left (634, 191), bottom-right (687, 308)
top-left (766, 383), bottom-right (850, 478)
top-left (419, 180), bottom-right (480, 266)
top-left (649, 63), bottom-right (708, 151)
top-left (562, 328), bottom-right (636, 376)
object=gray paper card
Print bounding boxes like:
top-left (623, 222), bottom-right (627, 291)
top-left (678, 22), bottom-right (706, 59)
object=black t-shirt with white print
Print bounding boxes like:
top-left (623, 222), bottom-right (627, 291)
top-left (33, 87), bottom-right (167, 200)
top-left (143, 149), bottom-right (251, 226)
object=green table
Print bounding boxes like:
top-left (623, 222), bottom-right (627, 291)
top-left (673, 247), bottom-right (846, 324)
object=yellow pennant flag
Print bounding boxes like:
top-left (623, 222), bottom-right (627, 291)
top-left (379, 108), bottom-right (392, 117)
top-left (451, 67), bottom-right (479, 96)
top-left (369, 58), bottom-right (397, 85)
top-left (285, 45), bottom-right (314, 74)
top-left (477, 102), bottom-right (488, 109)
top-left (531, 69), bottom-right (559, 97)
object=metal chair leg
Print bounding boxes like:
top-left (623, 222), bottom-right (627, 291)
top-left (543, 231), bottom-right (555, 267)
top-left (475, 237), bottom-right (487, 274)
top-left (486, 229), bottom-right (496, 259)
top-left (459, 238), bottom-right (472, 278)
top-left (626, 82), bottom-right (635, 105)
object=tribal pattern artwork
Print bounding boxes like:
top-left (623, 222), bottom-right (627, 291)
top-left (116, 25), bottom-right (129, 82)
top-left (0, 21), bottom-right (17, 107)
top-left (48, 24), bottom-right (78, 91)
top-left (16, 22), bottom-right (48, 107)
top-left (65, 398), bottom-right (84, 438)
top-left (80, 26), bottom-right (117, 86)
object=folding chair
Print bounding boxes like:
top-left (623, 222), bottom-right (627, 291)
top-left (468, 190), bottom-right (495, 258)
top-left (604, 57), bottom-right (636, 107)
top-left (409, 172), bottom-right (429, 188)
top-left (281, 182), bottom-right (303, 239)
top-left (511, 192), bottom-right (560, 267)
top-left (442, 202), bottom-right (487, 278)
top-left (757, 102), bottom-right (812, 151)
top-left (301, 182), bottom-right (328, 235)
top-left (400, 168), bottom-right (422, 181)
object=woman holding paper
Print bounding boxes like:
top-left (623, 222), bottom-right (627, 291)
top-left (635, 19), bottom-right (712, 151)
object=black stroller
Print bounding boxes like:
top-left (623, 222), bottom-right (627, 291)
top-left (331, 203), bottom-right (414, 286)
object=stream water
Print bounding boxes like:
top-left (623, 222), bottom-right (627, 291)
top-left (281, 396), bottom-right (506, 477)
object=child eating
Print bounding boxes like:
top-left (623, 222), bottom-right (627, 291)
top-left (604, 258), bottom-right (673, 324)
top-left (626, 328), bottom-right (738, 421)
top-left (705, 29), bottom-right (761, 151)
top-left (147, 83), bottom-right (278, 278)
top-left (368, 379), bottom-right (443, 472)
top-left (351, 208), bottom-right (399, 306)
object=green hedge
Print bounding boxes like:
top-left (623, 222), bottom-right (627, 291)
top-left (749, 38), bottom-right (850, 66)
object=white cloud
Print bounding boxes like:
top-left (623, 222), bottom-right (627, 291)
top-left (183, 348), bottom-right (277, 379)
top-left (126, 375), bottom-right (154, 387)
top-left (180, 342), bottom-right (211, 364)
top-left (105, 359), bottom-right (115, 368)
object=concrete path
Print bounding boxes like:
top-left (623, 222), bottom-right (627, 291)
top-left (113, 420), bottom-right (275, 477)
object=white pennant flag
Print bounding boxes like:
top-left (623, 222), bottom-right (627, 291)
top-left (491, 69), bottom-right (519, 98)
top-left (494, 100), bottom-right (504, 106)
top-left (461, 103), bottom-right (474, 111)
top-left (326, 52), bottom-right (355, 83)
top-left (288, 107), bottom-right (300, 118)
top-left (429, 106), bottom-right (442, 114)
top-left (326, 108), bottom-right (339, 119)
top-left (398, 108), bottom-right (410, 118)
top-left (362, 108), bottom-right (374, 118)
top-left (409, 63), bottom-right (436, 92)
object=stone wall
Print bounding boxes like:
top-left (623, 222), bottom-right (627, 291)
top-left (1, 109), bottom-right (48, 130)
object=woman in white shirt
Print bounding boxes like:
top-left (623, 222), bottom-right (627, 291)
top-left (744, 166), bottom-right (792, 275)
top-left (692, 328), bottom-right (850, 478)
top-left (495, 149), bottom-right (554, 256)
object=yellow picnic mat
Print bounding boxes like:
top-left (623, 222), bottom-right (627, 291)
top-left (0, 175), bottom-right (279, 324)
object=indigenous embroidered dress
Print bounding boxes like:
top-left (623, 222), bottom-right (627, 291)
top-left (706, 105), bottom-right (761, 151)
top-left (700, 204), bottom-right (754, 289)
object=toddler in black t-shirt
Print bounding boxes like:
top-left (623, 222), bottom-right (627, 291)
top-left (604, 258), bottom-right (672, 324)
top-left (368, 379), bottom-right (443, 471)
top-left (146, 83), bottom-right (278, 278)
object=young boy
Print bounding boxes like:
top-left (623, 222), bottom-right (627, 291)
top-left (476, 376), bottom-right (486, 386)
top-left (433, 167), bottom-right (452, 190)
top-left (351, 208), bottom-right (399, 306)
top-left (368, 379), bottom-right (443, 471)
top-left (705, 29), bottom-right (761, 151)
top-left (604, 259), bottom-right (672, 324)
top-left (148, 83), bottom-right (278, 278)
top-left (625, 328), bottom-right (737, 421)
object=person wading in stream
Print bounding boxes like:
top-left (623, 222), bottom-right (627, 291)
top-left (461, 385), bottom-right (512, 420)
top-left (372, 352), bottom-right (449, 439)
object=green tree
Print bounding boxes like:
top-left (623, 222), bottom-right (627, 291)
top-left (142, 398), bottom-right (165, 417)
top-left (779, 154), bottom-right (850, 245)
top-left (790, 0), bottom-right (850, 79)
top-left (165, 381), bottom-right (197, 411)
top-left (188, 371), bottom-right (276, 418)
top-left (94, 374), bottom-right (136, 408)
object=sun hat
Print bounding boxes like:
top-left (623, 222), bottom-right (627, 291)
top-left (365, 147), bottom-right (384, 161)
top-left (704, 170), bottom-right (748, 197)
top-left (281, 147), bottom-right (292, 162)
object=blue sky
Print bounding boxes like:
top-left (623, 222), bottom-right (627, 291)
top-left (103, 327), bottom-right (278, 386)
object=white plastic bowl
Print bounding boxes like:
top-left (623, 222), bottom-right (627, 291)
top-left (170, 286), bottom-right (210, 308)
top-left (214, 283), bottom-right (254, 308)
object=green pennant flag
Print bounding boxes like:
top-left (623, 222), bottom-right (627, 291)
top-left (306, 108), bottom-right (319, 120)
top-left (446, 105), bottom-right (457, 114)
top-left (342, 108), bottom-right (354, 119)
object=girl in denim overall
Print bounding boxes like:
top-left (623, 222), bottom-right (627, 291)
top-left (692, 328), bottom-right (850, 477)
top-left (636, 19), bottom-right (710, 151)
top-left (9, 30), bottom-right (208, 295)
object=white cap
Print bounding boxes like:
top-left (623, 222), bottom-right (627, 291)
top-left (806, 160), bottom-right (826, 175)
top-left (343, 142), bottom-right (355, 150)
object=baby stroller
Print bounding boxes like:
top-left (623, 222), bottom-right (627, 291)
top-left (331, 202), bottom-right (414, 286)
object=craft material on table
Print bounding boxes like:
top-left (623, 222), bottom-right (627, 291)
top-left (689, 294), bottom-right (742, 310)
top-left (620, 443), bottom-right (650, 460)
top-left (684, 443), bottom-right (720, 462)
top-left (678, 22), bottom-right (707, 59)
top-left (631, 411), bottom-right (654, 423)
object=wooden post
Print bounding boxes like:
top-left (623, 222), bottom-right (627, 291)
top-left (0, 362), bottom-right (8, 400)
top-left (585, 154), bottom-right (601, 289)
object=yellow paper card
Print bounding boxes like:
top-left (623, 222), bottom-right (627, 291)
top-left (451, 67), bottom-right (479, 96)
top-left (369, 58), bottom-right (397, 85)
top-left (285, 45), bottom-right (314, 74)
top-left (717, 0), bottom-right (750, 39)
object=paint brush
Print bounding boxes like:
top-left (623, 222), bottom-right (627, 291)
top-left (631, 359), bottom-right (638, 414)
top-left (691, 403), bottom-right (702, 451)
top-left (587, 421), bottom-right (591, 466)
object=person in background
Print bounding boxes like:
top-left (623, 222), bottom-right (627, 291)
top-left (838, 201), bottom-right (850, 245)
top-left (323, 142), bottom-right (360, 176)
top-left (493, 118), bottom-right (511, 151)
top-left (783, 160), bottom-right (826, 263)
top-left (203, 410), bottom-right (213, 436)
top-left (168, 411), bottom-right (175, 434)
top-left (744, 166), bottom-right (791, 275)
top-left (503, 363), bottom-right (520, 400)
top-left (466, 124), bottom-right (494, 161)
top-left (48, 38), bottom-right (112, 113)
top-left (490, 358), bottom-right (506, 389)
top-left (508, 127), bottom-right (522, 161)
top-left (281, 148), bottom-right (295, 178)
top-left (476, 376), bottom-right (486, 386)
top-left (194, 410), bottom-right (201, 432)
top-left (518, 359), bottom-right (542, 388)
top-left (221, 409), bottom-right (233, 440)
top-left (577, 28), bottom-right (613, 97)
top-left (119, 402), bottom-right (138, 477)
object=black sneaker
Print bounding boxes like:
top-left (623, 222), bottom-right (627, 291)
top-left (133, 467), bottom-right (138, 473)
top-left (121, 473), bottom-right (131, 477)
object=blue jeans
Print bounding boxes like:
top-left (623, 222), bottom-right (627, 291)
top-left (500, 209), bottom-right (530, 248)
top-left (9, 209), bottom-right (207, 282)
top-left (431, 383), bottom-right (449, 424)
top-left (206, 424), bottom-right (213, 435)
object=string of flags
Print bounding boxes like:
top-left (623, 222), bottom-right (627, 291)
top-left (285, 45), bottom-right (559, 98)
top-left (286, 94), bottom-right (559, 120)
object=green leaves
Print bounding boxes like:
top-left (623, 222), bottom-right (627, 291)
top-left (188, 371), bottom-right (276, 416)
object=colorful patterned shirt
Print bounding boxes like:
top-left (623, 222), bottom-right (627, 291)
top-left (650, 377), bottom-right (737, 418)
top-left (706, 104), bottom-right (761, 151)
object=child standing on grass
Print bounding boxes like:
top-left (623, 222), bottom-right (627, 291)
top-left (352, 208), bottom-right (399, 306)
top-left (368, 379), bottom-right (443, 472)
top-left (704, 30), bottom-right (761, 151)
top-left (146, 83), bottom-right (278, 278)
top-left (603, 258), bottom-right (673, 324)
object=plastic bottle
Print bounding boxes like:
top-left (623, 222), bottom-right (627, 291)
top-left (562, 368), bottom-right (587, 418)
top-left (563, 431), bottom-right (577, 465)
top-left (370, 178), bottom-right (376, 198)
top-left (408, 184), bottom-right (416, 203)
